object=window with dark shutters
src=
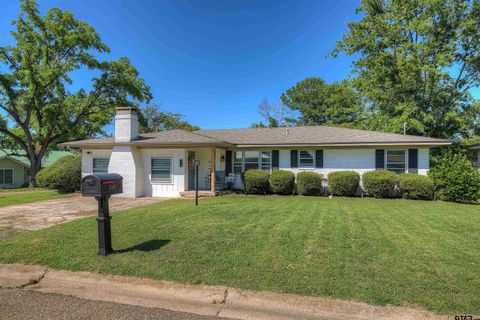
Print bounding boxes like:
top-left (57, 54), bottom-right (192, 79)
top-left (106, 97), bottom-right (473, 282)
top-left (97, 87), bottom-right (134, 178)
top-left (225, 150), bottom-right (232, 176)
top-left (272, 150), bottom-right (279, 170)
top-left (375, 149), bottom-right (385, 170)
top-left (408, 149), bottom-right (418, 173)
top-left (315, 150), bottom-right (323, 168)
top-left (290, 150), bottom-right (298, 168)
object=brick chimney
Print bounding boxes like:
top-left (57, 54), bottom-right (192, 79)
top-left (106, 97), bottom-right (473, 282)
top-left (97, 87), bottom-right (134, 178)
top-left (114, 107), bottom-right (139, 142)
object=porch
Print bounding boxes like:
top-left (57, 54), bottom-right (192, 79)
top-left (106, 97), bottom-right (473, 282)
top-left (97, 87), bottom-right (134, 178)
top-left (185, 147), bottom-right (228, 193)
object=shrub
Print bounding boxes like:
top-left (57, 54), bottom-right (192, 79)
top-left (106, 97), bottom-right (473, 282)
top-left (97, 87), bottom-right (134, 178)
top-left (327, 171), bottom-right (360, 196)
top-left (36, 155), bottom-right (81, 193)
top-left (398, 173), bottom-right (434, 200)
top-left (362, 170), bottom-right (398, 198)
top-left (270, 170), bottom-right (295, 195)
top-left (244, 169), bottom-right (270, 195)
top-left (429, 152), bottom-right (480, 203)
top-left (296, 172), bottom-right (323, 196)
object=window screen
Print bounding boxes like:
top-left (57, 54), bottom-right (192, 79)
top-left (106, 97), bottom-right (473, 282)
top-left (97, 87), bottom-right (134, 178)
top-left (151, 158), bottom-right (172, 183)
top-left (386, 150), bottom-right (406, 174)
top-left (233, 151), bottom-right (243, 174)
top-left (244, 151), bottom-right (259, 171)
top-left (261, 151), bottom-right (271, 171)
top-left (299, 150), bottom-right (315, 168)
top-left (93, 158), bottom-right (109, 173)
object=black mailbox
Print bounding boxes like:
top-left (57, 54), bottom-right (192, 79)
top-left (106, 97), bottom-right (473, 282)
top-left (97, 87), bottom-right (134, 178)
top-left (81, 173), bottom-right (123, 256)
top-left (81, 173), bottom-right (123, 197)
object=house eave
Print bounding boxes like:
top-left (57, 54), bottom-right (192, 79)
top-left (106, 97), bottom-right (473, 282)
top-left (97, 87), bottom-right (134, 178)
top-left (233, 141), bottom-right (452, 148)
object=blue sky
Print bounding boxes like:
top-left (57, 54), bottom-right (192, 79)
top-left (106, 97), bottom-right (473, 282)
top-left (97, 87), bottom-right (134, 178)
top-left (0, 0), bottom-right (360, 129)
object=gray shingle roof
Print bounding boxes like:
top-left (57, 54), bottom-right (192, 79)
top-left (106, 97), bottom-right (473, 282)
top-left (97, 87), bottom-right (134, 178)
top-left (194, 126), bottom-right (451, 146)
top-left (61, 126), bottom-right (451, 148)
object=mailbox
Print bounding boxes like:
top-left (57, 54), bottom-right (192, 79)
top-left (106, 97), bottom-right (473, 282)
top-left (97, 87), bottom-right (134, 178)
top-left (81, 173), bottom-right (123, 197)
top-left (81, 173), bottom-right (123, 256)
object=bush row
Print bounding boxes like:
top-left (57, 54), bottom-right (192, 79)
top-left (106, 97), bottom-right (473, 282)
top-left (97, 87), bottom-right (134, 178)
top-left (242, 169), bottom-right (435, 200)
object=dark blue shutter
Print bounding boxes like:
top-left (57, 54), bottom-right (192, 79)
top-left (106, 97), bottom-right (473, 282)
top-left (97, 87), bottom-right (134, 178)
top-left (315, 150), bottom-right (323, 168)
top-left (375, 149), bottom-right (385, 170)
top-left (225, 150), bottom-right (232, 176)
top-left (290, 150), bottom-right (298, 168)
top-left (408, 149), bottom-right (418, 173)
top-left (272, 150), bottom-right (279, 170)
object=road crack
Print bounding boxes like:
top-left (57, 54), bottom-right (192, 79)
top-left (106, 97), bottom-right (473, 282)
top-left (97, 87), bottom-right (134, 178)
top-left (18, 268), bottom-right (48, 289)
top-left (215, 287), bottom-right (229, 317)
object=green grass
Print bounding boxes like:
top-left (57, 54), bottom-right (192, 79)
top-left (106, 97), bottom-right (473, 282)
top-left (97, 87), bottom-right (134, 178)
top-left (0, 196), bottom-right (478, 314)
top-left (0, 190), bottom-right (68, 207)
top-left (0, 187), bottom-right (49, 193)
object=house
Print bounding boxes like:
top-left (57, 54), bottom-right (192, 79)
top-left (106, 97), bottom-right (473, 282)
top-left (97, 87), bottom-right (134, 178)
top-left (469, 145), bottom-right (480, 167)
top-left (61, 107), bottom-right (451, 198)
top-left (0, 149), bottom-right (74, 189)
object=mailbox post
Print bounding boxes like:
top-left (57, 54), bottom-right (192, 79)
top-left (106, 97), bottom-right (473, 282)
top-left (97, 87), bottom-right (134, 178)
top-left (81, 173), bottom-right (123, 256)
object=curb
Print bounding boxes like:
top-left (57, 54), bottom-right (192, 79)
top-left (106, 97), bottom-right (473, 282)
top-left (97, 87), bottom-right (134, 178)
top-left (0, 264), bottom-right (451, 320)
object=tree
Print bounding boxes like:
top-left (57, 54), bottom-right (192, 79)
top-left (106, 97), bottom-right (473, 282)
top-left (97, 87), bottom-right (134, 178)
top-left (0, 0), bottom-right (151, 186)
top-left (138, 104), bottom-right (199, 133)
top-left (280, 78), bottom-right (364, 127)
top-left (250, 98), bottom-right (290, 128)
top-left (332, 0), bottom-right (480, 138)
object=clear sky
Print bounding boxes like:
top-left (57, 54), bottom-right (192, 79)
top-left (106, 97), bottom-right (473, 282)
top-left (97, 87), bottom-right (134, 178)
top-left (0, 0), bottom-right (360, 129)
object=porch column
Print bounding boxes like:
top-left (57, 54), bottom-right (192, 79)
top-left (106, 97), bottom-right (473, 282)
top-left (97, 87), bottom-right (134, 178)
top-left (211, 147), bottom-right (216, 192)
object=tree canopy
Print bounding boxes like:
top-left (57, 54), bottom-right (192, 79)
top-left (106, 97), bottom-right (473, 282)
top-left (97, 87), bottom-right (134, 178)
top-left (332, 0), bottom-right (480, 138)
top-left (280, 78), bottom-right (364, 127)
top-left (0, 0), bottom-right (151, 185)
top-left (139, 104), bottom-right (200, 133)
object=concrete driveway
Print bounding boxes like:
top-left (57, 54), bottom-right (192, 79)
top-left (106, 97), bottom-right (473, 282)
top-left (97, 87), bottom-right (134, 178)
top-left (0, 194), bottom-right (169, 231)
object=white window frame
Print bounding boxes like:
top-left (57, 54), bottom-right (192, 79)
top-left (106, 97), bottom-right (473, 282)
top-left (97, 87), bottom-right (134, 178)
top-left (0, 168), bottom-right (14, 184)
top-left (232, 151), bottom-right (272, 174)
top-left (92, 158), bottom-right (110, 174)
top-left (151, 156), bottom-right (173, 184)
top-left (298, 150), bottom-right (315, 169)
top-left (385, 149), bottom-right (407, 174)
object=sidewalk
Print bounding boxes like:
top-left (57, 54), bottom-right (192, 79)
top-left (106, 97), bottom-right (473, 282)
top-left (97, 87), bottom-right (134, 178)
top-left (0, 263), bottom-right (450, 320)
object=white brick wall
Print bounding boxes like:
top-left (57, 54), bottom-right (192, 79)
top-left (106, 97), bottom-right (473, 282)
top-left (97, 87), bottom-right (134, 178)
top-left (81, 149), bottom-right (112, 175)
top-left (114, 109), bottom-right (138, 142)
top-left (108, 146), bottom-right (144, 197)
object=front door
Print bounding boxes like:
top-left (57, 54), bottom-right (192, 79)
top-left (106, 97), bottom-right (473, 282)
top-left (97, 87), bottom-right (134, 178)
top-left (188, 151), bottom-right (195, 190)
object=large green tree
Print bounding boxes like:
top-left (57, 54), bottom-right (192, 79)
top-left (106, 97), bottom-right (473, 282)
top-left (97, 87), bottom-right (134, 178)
top-left (280, 78), bottom-right (364, 127)
top-left (139, 104), bottom-right (199, 133)
top-left (0, 0), bottom-right (151, 186)
top-left (332, 0), bottom-right (480, 138)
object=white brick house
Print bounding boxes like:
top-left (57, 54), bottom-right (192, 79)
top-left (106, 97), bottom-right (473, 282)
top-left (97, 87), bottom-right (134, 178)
top-left (62, 107), bottom-right (451, 198)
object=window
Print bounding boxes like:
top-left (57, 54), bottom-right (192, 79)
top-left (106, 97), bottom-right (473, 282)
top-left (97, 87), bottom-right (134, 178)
top-left (232, 151), bottom-right (272, 174)
top-left (0, 169), bottom-right (13, 184)
top-left (386, 150), bottom-right (406, 174)
top-left (93, 158), bottom-right (109, 173)
top-left (261, 151), bottom-right (271, 171)
top-left (299, 150), bottom-right (314, 168)
top-left (151, 157), bottom-right (172, 183)
top-left (233, 151), bottom-right (243, 174)
top-left (244, 151), bottom-right (259, 171)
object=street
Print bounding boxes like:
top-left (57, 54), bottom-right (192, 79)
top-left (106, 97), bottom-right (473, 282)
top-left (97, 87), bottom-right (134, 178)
top-left (0, 289), bottom-right (229, 320)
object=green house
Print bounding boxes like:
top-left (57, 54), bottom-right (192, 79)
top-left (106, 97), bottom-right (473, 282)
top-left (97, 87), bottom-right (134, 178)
top-left (0, 149), bottom-right (74, 189)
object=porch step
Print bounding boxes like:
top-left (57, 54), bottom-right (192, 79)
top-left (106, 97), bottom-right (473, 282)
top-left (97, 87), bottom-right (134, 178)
top-left (180, 191), bottom-right (218, 199)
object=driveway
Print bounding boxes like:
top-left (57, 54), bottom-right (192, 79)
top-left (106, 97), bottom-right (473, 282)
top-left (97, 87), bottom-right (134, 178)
top-left (0, 194), bottom-right (168, 231)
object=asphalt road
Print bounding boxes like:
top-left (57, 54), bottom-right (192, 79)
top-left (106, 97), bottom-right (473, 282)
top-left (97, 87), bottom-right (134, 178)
top-left (0, 288), bottom-right (231, 320)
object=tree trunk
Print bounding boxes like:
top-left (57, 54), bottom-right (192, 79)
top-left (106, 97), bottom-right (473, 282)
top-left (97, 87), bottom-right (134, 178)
top-left (27, 153), bottom-right (44, 188)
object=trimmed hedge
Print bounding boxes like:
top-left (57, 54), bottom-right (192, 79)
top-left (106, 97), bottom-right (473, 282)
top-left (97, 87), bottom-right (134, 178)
top-left (244, 169), bottom-right (270, 195)
top-left (270, 170), bottom-right (295, 195)
top-left (296, 172), bottom-right (323, 196)
top-left (429, 152), bottom-right (480, 203)
top-left (328, 171), bottom-right (360, 197)
top-left (36, 155), bottom-right (81, 193)
top-left (399, 173), bottom-right (434, 200)
top-left (362, 170), bottom-right (398, 198)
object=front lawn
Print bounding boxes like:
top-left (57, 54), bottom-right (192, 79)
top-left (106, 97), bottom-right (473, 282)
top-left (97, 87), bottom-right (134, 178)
top-left (0, 196), bottom-right (478, 314)
top-left (0, 190), bottom-right (68, 207)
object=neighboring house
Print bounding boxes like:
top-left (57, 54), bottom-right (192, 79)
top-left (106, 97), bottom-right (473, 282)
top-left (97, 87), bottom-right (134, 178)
top-left (0, 149), bottom-right (73, 189)
top-left (61, 107), bottom-right (451, 198)
top-left (469, 145), bottom-right (480, 168)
